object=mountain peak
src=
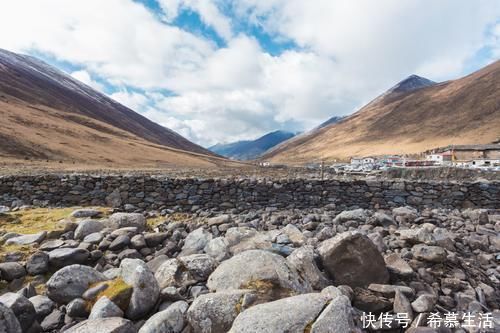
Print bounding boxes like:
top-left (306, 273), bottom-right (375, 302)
top-left (389, 74), bottom-right (436, 93)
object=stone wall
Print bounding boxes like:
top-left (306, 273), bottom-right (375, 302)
top-left (0, 175), bottom-right (498, 211)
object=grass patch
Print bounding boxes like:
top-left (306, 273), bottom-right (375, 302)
top-left (0, 243), bottom-right (36, 262)
top-left (87, 278), bottom-right (133, 312)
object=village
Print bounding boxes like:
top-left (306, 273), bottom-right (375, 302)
top-left (330, 144), bottom-right (500, 173)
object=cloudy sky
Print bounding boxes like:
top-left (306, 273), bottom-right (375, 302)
top-left (0, 1), bottom-right (499, 146)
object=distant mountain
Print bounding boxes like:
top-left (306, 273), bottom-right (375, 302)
top-left (261, 61), bottom-right (500, 164)
top-left (0, 48), bottom-right (235, 168)
top-left (316, 116), bottom-right (345, 130)
top-left (210, 130), bottom-right (296, 160)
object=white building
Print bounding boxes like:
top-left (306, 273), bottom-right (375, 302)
top-left (350, 157), bottom-right (376, 165)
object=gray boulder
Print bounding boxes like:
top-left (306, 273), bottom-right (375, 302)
top-left (333, 209), bottom-right (367, 223)
top-left (178, 254), bottom-right (217, 282)
top-left (412, 244), bottom-right (447, 263)
top-left (138, 301), bottom-right (188, 333)
top-left (46, 265), bottom-right (106, 304)
top-left (287, 246), bottom-right (330, 290)
top-left (155, 259), bottom-right (195, 290)
top-left (89, 296), bottom-right (124, 319)
top-left (48, 248), bottom-right (89, 268)
top-left (0, 262), bottom-right (26, 281)
top-left (204, 237), bottom-right (229, 261)
top-left (187, 290), bottom-right (256, 333)
top-left (71, 209), bottom-right (102, 218)
top-left (310, 295), bottom-right (355, 333)
top-left (119, 259), bottom-right (159, 320)
top-left (107, 213), bottom-right (146, 232)
top-left (65, 318), bottom-right (137, 333)
top-left (29, 295), bottom-right (55, 321)
top-left (5, 231), bottom-right (46, 245)
top-left (0, 302), bottom-right (21, 333)
top-left (41, 309), bottom-right (65, 331)
top-left (74, 219), bottom-right (105, 240)
top-left (207, 250), bottom-right (310, 298)
top-left (229, 291), bottom-right (334, 333)
top-left (317, 232), bottom-right (389, 288)
top-left (179, 228), bottom-right (212, 256)
top-left (26, 251), bottom-right (49, 275)
top-left (0, 292), bottom-right (36, 332)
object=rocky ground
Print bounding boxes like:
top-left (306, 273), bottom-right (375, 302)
top-left (0, 205), bottom-right (499, 332)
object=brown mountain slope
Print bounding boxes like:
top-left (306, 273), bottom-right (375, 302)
top-left (262, 60), bottom-right (500, 164)
top-left (0, 48), bottom-right (213, 156)
top-left (0, 49), bottom-right (238, 168)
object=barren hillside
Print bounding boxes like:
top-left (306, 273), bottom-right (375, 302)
top-left (262, 60), bottom-right (500, 164)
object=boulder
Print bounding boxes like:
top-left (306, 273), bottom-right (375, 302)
top-left (310, 295), bottom-right (355, 333)
top-left (0, 262), bottom-right (26, 281)
top-left (333, 209), bottom-right (368, 223)
top-left (229, 291), bottom-right (334, 333)
top-left (384, 253), bottom-right (413, 277)
top-left (107, 213), bottom-right (146, 232)
top-left (204, 237), bottom-right (229, 261)
top-left (71, 209), bottom-right (102, 218)
top-left (119, 259), bottom-right (159, 320)
top-left (392, 206), bottom-right (418, 224)
top-left (179, 228), bottom-right (212, 256)
top-left (26, 251), bottom-right (49, 275)
top-left (317, 232), bottom-right (389, 288)
top-left (65, 318), bottom-right (137, 333)
top-left (178, 254), bottom-right (217, 282)
top-left (67, 298), bottom-right (90, 318)
top-left (89, 296), bottom-right (124, 319)
top-left (0, 302), bottom-right (22, 333)
top-left (46, 265), bottom-right (107, 304)
top-left (207, 250), bottom-right (311, 298)
top-left (187, 290), bottom-right (256, 333)
top-left (74, 219), bottom-right (105, 240)
top-left (207, 214), bottom-right (231, 226)
top-left (41, 309), bottom-right (65, 331)
top-left (48, 248), bottom-right (90, 268)
top-left (287, 246), bottom-right (330, 290)
top-left (155, 259), bottom-right (196, 290)
top-left (29, 295), bottom-right (55, 321)
top-left (5, 231), bottom-right (46, 245)
top-left (138, 301), bottom-right (188, 333)
top-left (0, 292), bottom-right (36, 332)
top-left (412, 245), bottom-right (447, 263)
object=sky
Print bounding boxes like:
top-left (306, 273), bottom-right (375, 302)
top-left (0, 1), bottom-right (499, 147)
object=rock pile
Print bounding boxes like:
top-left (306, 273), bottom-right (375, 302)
top-left (0, 206), bottom-right (499, 332)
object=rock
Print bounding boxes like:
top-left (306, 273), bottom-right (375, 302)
top-left (333, 209), bottom-right (367, 223)
top-left (109, 235), bottom-right (131, 251)
top-left (392, 206), bottom-right (418, 224)
top-left (46, 265), bottom-right (106, 304)
top-left (107, 213), bottom-right (146, 232)
top-left (71, 209), bottom-right (102, 218)
top-left (207, 250), bottom-right (310, 298)
top-left (26, 251), bottom-right (49, 275)
top-left (29, 295), bottom-right (55, 321)
top-left (119, 259), bottom-right (159, 320)
top-left (204, 237), bottom-right (229, 261)
top-left (229, 292), bottom-right (333, 333)
top-left (317, 232), bottom-right (389, 288)
top-left (0, 302), bottom-right (22, 333)
top-left (89, 296), bottom-right (124, 319)
top-left (67, 298), bottom-right (90, 318)
top-left (41, 309), bottom-right (65, 331)
top-left (106, 189), bottom-right (122, 208)
top-left (371, 212), bottom-right (396, 227)
top-left (5, 231), bottom-right (46, 245)
top-left (179, 228), bottom-right (212, 256)
top-left (281, 224), bottom-right (305, 246)
top-left (0, 292), bottom-right (36, 332)
top-left (65, 318), bottom-right (137, 333)
top-left (74, 219), bottom-right (105, 240)
top-left (84, 232), bottom-right (104, 244)
top-left (0, 262), bottom-right (26, 281)
top-left (287, 246), bottom-right (330, 290)
top-left (138, 301), bottom-right (188, 333)
top-left (352, 288), bottom-right (392, 313)
top-left (144, 232), bottom-right (168, 247)
top-left (368, 284), bottom-right (414, 298)
top-left (411, 294), bottom-right (437, 313)
top-left (207, 215), bottom-right (231, 226)
top-left (310, 295), bottom-right (354, 333)
top-left (130, 234), bottom-right (147, 249)
top-left (48, 248), bottom-right (90, 268)
top-left (394, 290), bottom-right (414, 321)
top-left (187, 290), bottom-right (256, 333)
top-left (412, 245), bottom-right (447, 263)
top-left (118, 249), bottom-right (142, 260)
top-left (146, 255), bottom-right (169, 273)
top-left (384, 253), bottom-right (414, 277)
top-left (178, 254), bottom-right (217, 282)
top-left (39, 239), bottom-right (65, 251)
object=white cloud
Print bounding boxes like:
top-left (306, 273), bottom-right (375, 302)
top-left (157, 0), bottom-right (233, 40)
top-left (0, 0), bottom-right (498, 146)
top-left (71, 70), bottom-right (104, 92)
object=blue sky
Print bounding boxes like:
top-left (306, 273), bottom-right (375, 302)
top-left (0, 0), bottom-right (499, 146)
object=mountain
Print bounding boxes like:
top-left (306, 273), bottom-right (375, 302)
top-left (209, 130), bottom-right (296, 160)
top-left (261, 61), bottom-right (500, 164)
top-left (315, 116), bottom-right (345, 130)
top-left (0, 48), bottom-right (233, 168)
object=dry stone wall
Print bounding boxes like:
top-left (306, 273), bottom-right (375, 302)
top-left (0, 175), bottom-right (498, 211)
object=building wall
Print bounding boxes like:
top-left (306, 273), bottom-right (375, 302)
top-left (0, 175), bottom-right (498, 211)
